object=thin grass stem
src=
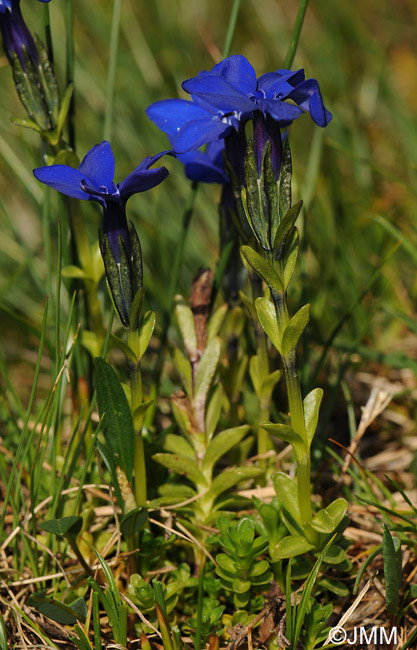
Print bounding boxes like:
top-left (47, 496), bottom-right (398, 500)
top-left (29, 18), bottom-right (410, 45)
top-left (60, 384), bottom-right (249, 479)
top-left (283, 0), bottom-right (309, 69)
top-left (222, 0), bottom-right (242, 58)
top-left (65, 0), bottom-right (76, 149)
top-left (104, 0), bottom-right (122, 141)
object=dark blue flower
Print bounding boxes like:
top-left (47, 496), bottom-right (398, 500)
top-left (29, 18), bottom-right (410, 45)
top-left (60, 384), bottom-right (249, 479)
top-left (175, 140), bottom-right (228, 184)
top-left (34, 141), bottom-right (170, 328)
top-left (33, 141), bottom-right (169, 207)
top-left (0, 0), bottom-right (45, 65)
top-left (34, 140), bottom-right (169, 260)
top-left (146, 55), bottom-right (332, 154)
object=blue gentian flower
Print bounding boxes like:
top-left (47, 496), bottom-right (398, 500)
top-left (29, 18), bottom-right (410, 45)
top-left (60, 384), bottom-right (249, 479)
top-left (34, 140), bottom-right (169, 262)
top-left (34, 141), bottom-right (170, 327)
top-left (176, 140), bottom-right (228, 184)
top-left (146, 55), bottom-right (332, 154)
top-left (0, 0), bottom-right (49, 65)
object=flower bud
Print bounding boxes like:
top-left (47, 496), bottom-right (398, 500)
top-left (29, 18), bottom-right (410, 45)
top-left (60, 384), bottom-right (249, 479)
top-left (0, 0), bottom-right (59, 132)
top-left (99, 206), bottom-right (143, 329)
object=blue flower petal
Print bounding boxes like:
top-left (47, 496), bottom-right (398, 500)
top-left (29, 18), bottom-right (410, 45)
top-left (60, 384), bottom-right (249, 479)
top-left (182, 75), bottom-right (255, 113)
top-left (259, 99), bottom-right (303, 124)
top-left (0, 0), bottom-right (12, 11)
top-left (77, 141), bottom-right (115, 192)
top-left (119, 166), bottom-right (169, 200)
top-left (287, 79), bottom-right (332, 126)
top-left (203, 55), bottom-right (257, 95)
top-left (146, 99), bottom-right (212, 137)
top-left (257, 69), bottom-right (305, 98)
top-left (177, 140), bottom-right (228, 184)
top-left (33, 165), bottom-right (90, 200)
top-left (172, 117), bottom-right (232, 153)
top-left (131, 150), bottom-right (173, 172)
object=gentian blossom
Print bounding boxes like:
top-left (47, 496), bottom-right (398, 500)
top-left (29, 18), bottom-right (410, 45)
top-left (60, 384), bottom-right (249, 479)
top-left (34, 141), bottom-right (168, 259)
top-left (146, 55), bottom-right (332, 156)
top-left (0, 0), bottom-right (50, 66)
top-left (34, 141), bottom-right (169, 326)
top-left (175, 140), bottom-right (227, 184)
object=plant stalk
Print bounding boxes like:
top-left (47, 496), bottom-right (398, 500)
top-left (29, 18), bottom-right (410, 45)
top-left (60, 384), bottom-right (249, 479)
top-left (128, 331), bottom-right (147, 506)
top-left (271, 289), bottom-right (313, 524)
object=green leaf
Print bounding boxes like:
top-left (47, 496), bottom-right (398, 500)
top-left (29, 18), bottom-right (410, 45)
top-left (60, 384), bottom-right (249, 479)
top-left (383, 525), bottom-right (402, 614)
top-left (239, 290), bottom-right (257, 320)
top-left (61, 264), bottom-right (91, 280)
top-left (28, 592), bottom-right (86, 625)
top-left (207, 303), bottom-right (228, 341)
top-left (194, 337), bottom-right (221, 404)
top-left (278, 138), bottom-right (292, 217)
top-left (173, 348), bottom-right (193, 397)
top-left (95, 357), bottom-right (135, 481)
top-left (303, 388), bottom-right (323, 448)
top-left (111, 334), bottom-right (137, 364)
top-left (205, 383), bottom-right (223, 440)
top-left (175, 298), bottom-right (197, 359)
top-left (325, 498), bottom-right (348, 529)
top-left (307, 499), bottom-right (347, 534)
top-left (261, 370), bottom-right (282, 400)
top-left (41, 516), bottom-right (82, 538)
top-left (209, 467), bottom-right (264, 503)
top-left (272, 535), bottom-right (314, 559)
top-left (249, 559), bottom-right (271, 577)
top-left (292, 535), bottom-right (337, 645)
top-left (272, 472), bottom-right (301, 524)
top-left (56, 82), bottom-right (74, 140)
top-left (0, 614), bottom-right (7, 650)
top-left (132, 399), bottom-right (154, 421)
top-left (164, 434), bottom-right (195, 459)
top-left (152, 453), bottom-right (208, 489)
top-left (318, 576), bottom-right (349, 597)
top-left (120, 507), bottom-right (148, 538)
top-left (202, 425), bottom-right (250, 475)
top-left (82, 330), bottom-right (102, 358)
top-left (129, 287), bottom-right (145, 332)
top-left (255, 297), bottom-right (281, 352)
top-left (281, 304), bottom-right (310, 358)
top-left (282, 228), bottom-right (299, 289)
top-left (237, 517), bottom-right (255, 553)
top-left (241, 246), bottom-right (283, 292)
top-left (261, 422), bottom-right (304, 449)
top-left (138, 311), bottom-right (156, 360)
top-left (322, 545), bottom-right (346, 565)
top-left (10, 116), bottom-right (42, 132)
top-left (216, 553), bottom-right (236, 574)
top-left (232, 578), bottom-right (252, 594)
top-left (273, 200), bottom-right (302, 252)
top-left (249, 355), bottom-right (262, 396)
top-left (307, 509), bottom-right (334, 534)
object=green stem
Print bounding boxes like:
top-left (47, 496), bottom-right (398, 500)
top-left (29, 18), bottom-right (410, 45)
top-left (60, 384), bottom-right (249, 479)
top-left (128, 332), bottom-right (147, 506)
top-left (251, 272), bottom-right (273, 461)
top-left (104, 0), bottom-right (122, 141)
top-left (65, 533), bottom-right (94, 578)
top-left (283, 0), bottom-right (309, 69)
top-left (294, 451), bottom-right (313, 526)
top-left (271, 289), bottom-right (313, 525)
top-left (65, 0), bottom-right (75, 149)
top-left (194, 553), bottom-right (206, 650)
top-left (222, 0), bottom-right (242, 58)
